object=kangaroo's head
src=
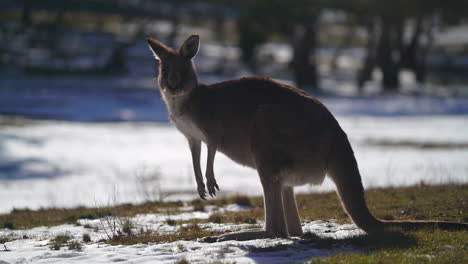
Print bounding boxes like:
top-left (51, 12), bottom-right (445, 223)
top-left (146, 35), bottom-right (200, 96)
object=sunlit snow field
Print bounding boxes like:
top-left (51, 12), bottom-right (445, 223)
top-left (1, 115), bottom-right (467, 213)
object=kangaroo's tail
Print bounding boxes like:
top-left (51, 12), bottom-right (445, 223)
top-left (327, 129), bottom-right (468, 233)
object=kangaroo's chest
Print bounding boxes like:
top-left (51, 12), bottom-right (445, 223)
top-left (164, 93), bottom-right (207, 142)
top-left (171, 114), bottom-right (207, 142)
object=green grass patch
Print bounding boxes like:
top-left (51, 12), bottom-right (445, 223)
top-left (308, 229), bottom-right (467, 263)
top-left (295, 183), bottom-right (467, 224)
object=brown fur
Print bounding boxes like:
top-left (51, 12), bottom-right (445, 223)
top-left (146, 35), bottom-right (467, 241)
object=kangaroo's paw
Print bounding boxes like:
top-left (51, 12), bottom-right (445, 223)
top-left (202, 229), bottom-right (282, 242)
top-left (206, 177), bottom-right (220, 197)
top-left (197, 183), bottom-right (207, 200)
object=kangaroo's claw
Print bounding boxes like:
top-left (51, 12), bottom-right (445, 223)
top-left (197, 184), bottom-right (207, 200)
top-left (207, 178), bottom-right (219, 197)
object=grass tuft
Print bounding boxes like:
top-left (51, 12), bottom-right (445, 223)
top-left (121, 218), bottom-right (133, 235)
top-left (0, 236), bottom-right (14, 244)
top-left (3, 222), bottom-right (14, 229)
top-left (232, 195), bottom-right (253, 207)
top-left (49, 234), bottom-right (70, 250)
top-left (208, 213), bottom-right (224, 224)
top-left (68, 241), bottom-right (82, 250)
top-left (175, 258), bottom-right (190, 264)
top-left (106, 223), bottom-right (223, 245)
top-left (166, 218), bottom-right (177, 226)
top-left (82, 233), bottom-right (91, 243)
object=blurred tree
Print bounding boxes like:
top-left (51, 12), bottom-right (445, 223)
top-left (350, 0), bottom-right (405, 91)
top-left (356, 21), bottom-right (377, 91)
top-left (238, 0), bottom-right (321, 91)
top-left (351, 0), bottom-right (468, 92)
top-left (166, 1), bottom-right (182, 48)
top-left (21, 0), bottom-right (33, 29)
top-left (330, 15), bottom-right (357, 73)
top-left (237, 2), bottom-right (268, 73)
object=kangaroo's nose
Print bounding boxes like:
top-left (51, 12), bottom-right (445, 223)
top-left (169, 73), bottom-right (180, 87)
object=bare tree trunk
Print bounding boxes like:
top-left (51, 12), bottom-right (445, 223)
top-left (331, 20), bottom-right (356, 73)
top-left (412, 16), bottom-right (434, 84)
top-left (47, 2), bottom-right (68, 56)
top-left (21, 0), bottom-right (32, 29)
top-left (416, 17), bottom-right (435, 84)
top-left (357, 22), bottom-right (377, 92)
top-left (377, 16), bottom-right (400, 92)
top-left (213, 8), bottom-right (227, 75)
top-left (238, 19), bottom-right (261, 73)
top-left (167, 3), bottom-right (181, 48)
top-left (291, 23), bottom-right (318, 91)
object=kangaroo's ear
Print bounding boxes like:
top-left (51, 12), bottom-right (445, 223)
top-left (146, 37), bottom-right (171, 60)
top-left (179, 35), bottom-right (199, 59)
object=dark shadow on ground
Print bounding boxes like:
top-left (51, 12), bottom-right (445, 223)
top-left (0, 131), bottom-right (69, 180)
top-left (236, 231), bottom-right (416, 264)
top-left (0, 158), bottom-right (68, 180)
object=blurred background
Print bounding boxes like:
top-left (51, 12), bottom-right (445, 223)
top-left (0, 0), bottom-right (467, 213)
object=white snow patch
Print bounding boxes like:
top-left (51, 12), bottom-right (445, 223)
top-left (0, 211), bottom-right (362, 264)
top-left (1, 117), bottom-right (467, 213)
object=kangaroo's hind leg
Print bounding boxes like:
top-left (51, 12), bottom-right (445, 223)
top-left (282, 186), bottom-right (303, 236)
top-left (261, 178), bottom-right (289, 238)
top-left (205, 171), bottom-right (288, 242)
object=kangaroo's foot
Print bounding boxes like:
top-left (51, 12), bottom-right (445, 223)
top-left (202, 228), bottom-right (287, 242)
top-left (206, 177), bottom-right (220, 197)
top-left (288, 228), bottom-right (303, 237)
top-left (197, 183), bottom-right (207, 200)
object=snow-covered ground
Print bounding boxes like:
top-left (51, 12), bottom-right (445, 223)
top-left (1, 115), bottom-right (467, 214)
top-left (0, 204), bottom-right (363, 264)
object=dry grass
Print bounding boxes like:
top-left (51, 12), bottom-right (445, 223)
top-left (1, 184), bottom-right (466, 231)
top-left (0, 201), bottom-right (183, 230)
top-left (105, 224), bottom-right (223, 245)
top-left (49, 234), bottom-right (71, 250)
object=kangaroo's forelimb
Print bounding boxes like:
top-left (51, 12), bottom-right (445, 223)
top-left (188, 137), bottom-right (206, 200)
top-left (206, 144), bottom-right (219, 197)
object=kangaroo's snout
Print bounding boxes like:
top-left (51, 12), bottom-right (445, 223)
top-left (162, 73), bottom-right (187, 96)
top-left (166, 73), bottom-right (181, 91)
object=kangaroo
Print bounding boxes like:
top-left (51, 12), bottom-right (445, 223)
top-left (146, 35), bottom-right (467, 241)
